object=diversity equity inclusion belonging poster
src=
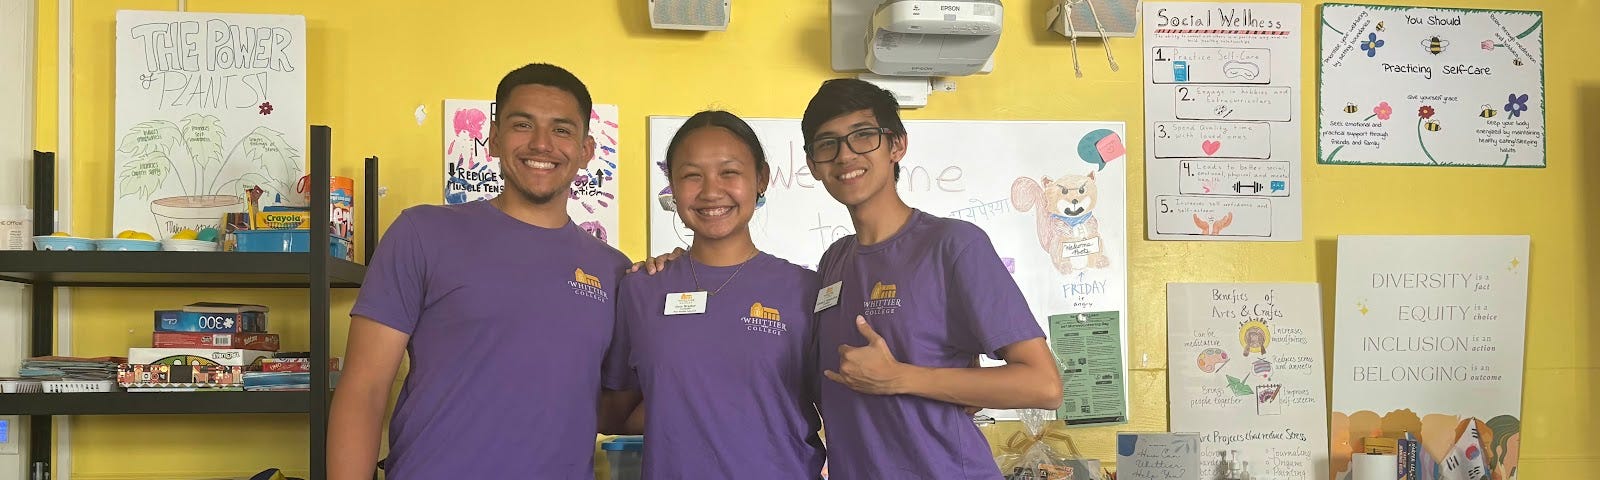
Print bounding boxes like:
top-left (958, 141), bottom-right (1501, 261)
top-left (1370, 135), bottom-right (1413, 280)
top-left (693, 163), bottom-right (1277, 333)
top-left (1169, 283), bottom-right (1329, 480)
top-left (442, 99), bottom-right (621, 247)
top-left (1331, 236), bottom-right (1529, 480)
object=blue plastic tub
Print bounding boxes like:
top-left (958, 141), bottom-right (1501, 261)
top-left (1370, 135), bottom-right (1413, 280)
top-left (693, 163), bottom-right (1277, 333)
top-left (601, 436), bottom-right (643, 480)
top-left (234, 229), bottom-right (352, 259)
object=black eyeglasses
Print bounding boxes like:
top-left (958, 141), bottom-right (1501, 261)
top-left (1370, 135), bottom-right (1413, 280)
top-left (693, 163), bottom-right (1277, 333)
top-left (804, 127), bottom-right (893, 163)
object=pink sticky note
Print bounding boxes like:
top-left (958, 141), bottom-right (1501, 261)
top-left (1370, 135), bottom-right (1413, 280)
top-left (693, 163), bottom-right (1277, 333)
top-left (1096, 133), bottom-right (1127, 164)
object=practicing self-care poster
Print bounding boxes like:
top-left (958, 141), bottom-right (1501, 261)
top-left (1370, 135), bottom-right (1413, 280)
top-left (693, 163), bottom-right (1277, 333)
top-left (1318, 4), bottom-right (1545, 167)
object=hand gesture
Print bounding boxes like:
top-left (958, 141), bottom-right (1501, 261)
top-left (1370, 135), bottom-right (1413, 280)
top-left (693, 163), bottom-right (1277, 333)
top-left (823, 316), bottom-right (909, 395)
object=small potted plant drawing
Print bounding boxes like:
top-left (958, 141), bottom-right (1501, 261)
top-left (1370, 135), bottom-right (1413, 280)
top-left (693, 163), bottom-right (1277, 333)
top-left (117, 114), bottom-right (303, 240)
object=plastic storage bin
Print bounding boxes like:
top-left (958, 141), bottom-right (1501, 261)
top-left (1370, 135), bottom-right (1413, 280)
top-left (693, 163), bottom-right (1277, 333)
top-left (42, 380), bottom-right (117, 393)
top-left (234, 229), bottom-right (353, 259)
top-left (601, 436), bottom-right (643, 480)
top-left (0, 379), bottom-right (43, 393)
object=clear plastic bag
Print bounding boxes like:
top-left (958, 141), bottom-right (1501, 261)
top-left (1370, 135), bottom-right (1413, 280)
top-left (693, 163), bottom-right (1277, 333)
top-left (995, 409), bottom-right (1104, 480)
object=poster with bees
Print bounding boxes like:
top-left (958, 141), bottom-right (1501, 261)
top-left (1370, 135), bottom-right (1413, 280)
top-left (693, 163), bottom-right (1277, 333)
top-left (113, 10), bottom-right (306, 241)
top-left (1318, 4), bottom-right (1545, 167)
top-left (1168, 283), bottom-right (1329, 480)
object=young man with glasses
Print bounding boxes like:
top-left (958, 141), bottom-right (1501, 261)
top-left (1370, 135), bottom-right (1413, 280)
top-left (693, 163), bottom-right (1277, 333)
top-left (802, 78), bottom-right (1064, 479)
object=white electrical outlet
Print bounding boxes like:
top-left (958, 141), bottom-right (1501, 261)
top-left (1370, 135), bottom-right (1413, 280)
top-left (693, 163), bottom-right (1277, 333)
top-left (0, 415), bottom-right (18, 455)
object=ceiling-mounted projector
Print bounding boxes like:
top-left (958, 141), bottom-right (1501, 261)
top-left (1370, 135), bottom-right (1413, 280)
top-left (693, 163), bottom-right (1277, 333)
top-left (865, 0), bottom-right (1003, 77)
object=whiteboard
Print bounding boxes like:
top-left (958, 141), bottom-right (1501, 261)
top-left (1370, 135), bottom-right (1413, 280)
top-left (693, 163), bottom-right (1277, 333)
top-left (648, 117), bottom-right (1131, 420)
top-left (1318, 4), bottom-right (1545, 167)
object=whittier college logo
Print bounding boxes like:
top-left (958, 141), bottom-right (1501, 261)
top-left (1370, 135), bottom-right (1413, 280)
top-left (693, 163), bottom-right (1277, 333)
top-left (568, 268), bottom-right (608, 303)
top-left (743, 302), bottom-right (788, 336)
top-left (863, 281), bottom-right (901, 316)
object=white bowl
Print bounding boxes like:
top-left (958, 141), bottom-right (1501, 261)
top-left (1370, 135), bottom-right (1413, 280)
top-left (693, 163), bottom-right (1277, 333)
top-left (161, 238), bottom-right (220, 252)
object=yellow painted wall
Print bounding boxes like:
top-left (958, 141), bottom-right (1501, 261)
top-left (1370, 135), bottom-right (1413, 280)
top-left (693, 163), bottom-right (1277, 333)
top-left (31, 0), bottom-right (1597, 478)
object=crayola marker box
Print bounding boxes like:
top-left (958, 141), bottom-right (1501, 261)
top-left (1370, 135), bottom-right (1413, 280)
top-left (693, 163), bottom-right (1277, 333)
top-left (251, 207), bottom-right (313, 230)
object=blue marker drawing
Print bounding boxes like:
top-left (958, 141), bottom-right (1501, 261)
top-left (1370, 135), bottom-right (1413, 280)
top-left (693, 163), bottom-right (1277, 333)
top-left (1173, 61), bottom-right (1190, 82)
top-left (1270, 180), bottom-right (1286, 192)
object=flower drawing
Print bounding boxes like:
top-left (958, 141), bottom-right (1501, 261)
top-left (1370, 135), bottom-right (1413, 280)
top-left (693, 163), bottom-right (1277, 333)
top-left (1504, 94), bottom-right (1529, 118)
top-left (258, 102), bottom-right (274, 115)
top-left (1361, 33), bottom-right (1386, 57)
top-left (1374, 101), bottom-right (1393, 121)
top-left (1481, 40), bottom-right (1495, 51)
top-left (1418, 105), bottom-right (1436, 119)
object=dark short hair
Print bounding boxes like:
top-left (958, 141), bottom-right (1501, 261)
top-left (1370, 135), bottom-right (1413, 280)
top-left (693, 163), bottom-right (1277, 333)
top-left (494, 63), bottom-right (593, 131)
top-left (664, 110), bottom-right (769, 179)
top-left (801, 78), bottom-right (905, 179)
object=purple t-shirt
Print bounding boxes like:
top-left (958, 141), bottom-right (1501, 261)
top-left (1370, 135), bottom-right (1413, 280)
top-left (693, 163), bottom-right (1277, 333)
top-left (351, 200), bottom-right (629, 480)
top-left (815, 209), bottom-right (1044, 480)
top-left (602, 252), bottom-right (826, 479)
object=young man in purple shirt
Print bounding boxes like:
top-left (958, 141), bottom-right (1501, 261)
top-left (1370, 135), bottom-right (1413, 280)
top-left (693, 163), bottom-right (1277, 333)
top-left (328, 63), bottom-right (630, 480)
top-left (802, 78), bottom-right (1064, 479)
top-left (600, 111), bottom-right (826, 478)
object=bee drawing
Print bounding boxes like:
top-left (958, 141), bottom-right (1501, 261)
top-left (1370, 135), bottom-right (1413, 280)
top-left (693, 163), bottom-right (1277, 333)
top-left (1513, 57), bottom-right (1525, 66)
top-left (1424, 120), bottom-right (1441, 132)
top-left (1344, 103), bottom-right (1360, 114)
top-left (1375, 21), bottom-right (1386, 32)
top-left (1480, 105), bottom-right (1498, 118)
top-left (1421, 36), bottom-right (1449, 55)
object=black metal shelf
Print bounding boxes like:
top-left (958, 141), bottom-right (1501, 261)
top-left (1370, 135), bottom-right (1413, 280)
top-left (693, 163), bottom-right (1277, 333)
top-left (17, 126), bottom-right (375, 479)
top-left (0, 391), bottom-right (311, 415)
top-left (0, 251), bottom-right (366, 287)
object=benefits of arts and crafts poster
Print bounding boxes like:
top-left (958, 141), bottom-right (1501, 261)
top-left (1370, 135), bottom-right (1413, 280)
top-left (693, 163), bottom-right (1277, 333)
top-left (1143, 2), bottom-right (1304, 241)
top-left (1331, 236), bottom-right (1529, 480)
top-left (1318, 4), bottom-right (1544, 167)
top-left (1169, 283), bottom-right (1329, 480)
top-left (441, 100), bottom-right (621, 247)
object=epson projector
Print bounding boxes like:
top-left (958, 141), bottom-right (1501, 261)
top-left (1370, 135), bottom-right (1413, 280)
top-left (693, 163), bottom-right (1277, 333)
top-left (865, 0), bottom-right (1003, 77)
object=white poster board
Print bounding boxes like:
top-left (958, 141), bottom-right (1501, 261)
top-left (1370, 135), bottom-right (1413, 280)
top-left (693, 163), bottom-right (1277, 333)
top-left (113, 10), bottom-right (306, 240)
top-left (648, 117), bottom-right (1131, 421)
top-left (1331, 235), bottom-right (1528, 480)
top-left (441, 100), bottom-right (622, 247)
top-left (1169, 283), bottom-right (1329, 480)
top-left (1318, 4), bottom-right (1545, 167)
top-left (1142, 2), bottom-right (1303, 241)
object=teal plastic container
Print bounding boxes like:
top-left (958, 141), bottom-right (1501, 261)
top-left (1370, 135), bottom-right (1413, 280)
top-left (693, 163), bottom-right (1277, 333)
top-left (234, 229), bottom-right (352, 259)
top-left (600, 436), bottom-right (643, 480)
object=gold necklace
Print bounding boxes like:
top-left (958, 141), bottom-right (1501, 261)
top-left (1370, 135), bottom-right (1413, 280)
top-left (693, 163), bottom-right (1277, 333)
top-left (687, 250), bottom-right (758, 297)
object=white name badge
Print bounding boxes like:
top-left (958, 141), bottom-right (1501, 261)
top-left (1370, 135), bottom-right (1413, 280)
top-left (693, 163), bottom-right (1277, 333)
top-left (814, 281), bottom-right (843, 313)
top-left (664, 291), bottom-right (708, 315)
